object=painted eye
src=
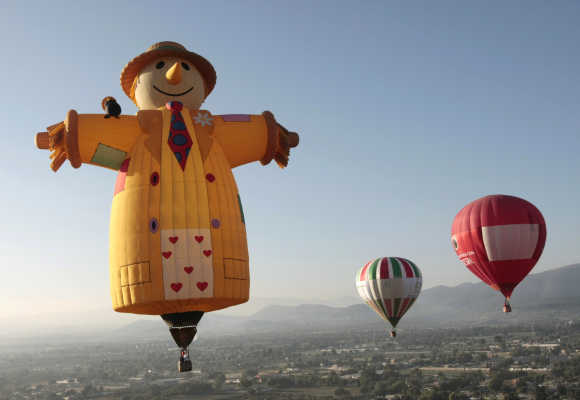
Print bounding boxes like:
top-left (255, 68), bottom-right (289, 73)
top-left (452, 238), bottom-right (458, 250)
top-left (181, 62), bottom-right (190, 71)
top-left (155, 61), bottom-right (165, 69)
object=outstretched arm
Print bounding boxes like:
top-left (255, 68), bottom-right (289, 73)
top-left (36, 110), bottom-right (142, 172)
top-left (209, 111), bottom-right (299, 169)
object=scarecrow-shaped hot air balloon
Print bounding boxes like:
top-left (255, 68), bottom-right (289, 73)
top-left (35, 41), bottom-right (299, 371)
top-left (356, 257), bottom-right (422, 337)
top-left (451, 195), bottom-right (546, 312)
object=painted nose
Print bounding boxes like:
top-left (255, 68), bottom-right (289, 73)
top-left (165, 62), bottom-right (182, 85)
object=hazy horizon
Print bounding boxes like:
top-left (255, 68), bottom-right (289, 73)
top-left (1, 262), bottom-right (578, 341)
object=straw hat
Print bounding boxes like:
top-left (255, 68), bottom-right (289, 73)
top-left (120, 41), bottom-right (217, 99)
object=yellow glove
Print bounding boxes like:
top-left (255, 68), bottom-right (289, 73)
top-left (274, 123), bottom-right (299, 168)
top-left (35, 111), bottom-right (81, 172)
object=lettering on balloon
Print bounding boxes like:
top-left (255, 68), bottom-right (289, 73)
top-left (457, 250), bottom-right (476, 266)
top-left (461, 257), bottom-right (474, 266)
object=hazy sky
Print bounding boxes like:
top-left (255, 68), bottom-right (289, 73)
top-left (0, 1), bottom-right (578, 318)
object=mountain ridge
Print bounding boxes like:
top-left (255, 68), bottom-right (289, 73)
top-left (1, 263), bottom-right (578, 343)
top-left (110, 263), bottom-right (580, 340)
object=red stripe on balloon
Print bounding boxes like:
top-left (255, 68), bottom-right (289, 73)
top-left (398, 298), bottom-right (411, 317)
top-left (379, 258), bottom-right (390, 279)
top-left (399, 258), bottom-right (414, 278)
top-left (360, 261), bottom-right (372, 281)
top-left (385, 298), bottom-right (393, 318)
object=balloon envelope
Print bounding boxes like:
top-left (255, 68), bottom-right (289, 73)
top-left (356, 257), bottom-right (422, 331)
top-left (451, 194), bottom-right (546, 299)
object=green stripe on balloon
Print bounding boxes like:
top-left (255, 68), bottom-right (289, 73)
top-left (388, 316), bottom-right (401, 328)
top-left (399, 298), bottom-right (416, 319)
top-left (372, 289), bottom-right (388, 320)
top-left (392, 297), bottom-right (401, 316)
top-left (363, 265), bottom-right (387, 320)
top-left (369, 258), bottom-right (380, 280)
top-left (398, 297), bottom-right (411, 317)
top-left (407, 259), bottom-right (421, 278)
top-left (364, 265), bottom-right (388, 319)
top-left (391, 258), bottom-right (403, 278)
top-left (370, 277), bottom-right (389, 320)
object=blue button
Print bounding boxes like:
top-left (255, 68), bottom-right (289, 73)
top-left (173, 134), bottom-right (187, 146)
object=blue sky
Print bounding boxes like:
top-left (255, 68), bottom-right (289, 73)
top-left (0, 1), bottom-right (578, 319)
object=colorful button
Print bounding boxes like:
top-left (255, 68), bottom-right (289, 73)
top-left (150, 172), bottom-right (159, 186)
top-left (149, 218), bottom-right (159, 233)
top-left (172, 134), bottom-right (187, 145)
top-left (206, 173), bottom-right (215, 182)
top-left (211, 218), bottom-right (220, 228)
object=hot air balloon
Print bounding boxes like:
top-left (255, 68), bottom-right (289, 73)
top-left (34, 41), bottom-right (299, 372)
top-left (356, 257), bottom-right (422, 337)
top-left (451, 194), bottom-right (546, 312)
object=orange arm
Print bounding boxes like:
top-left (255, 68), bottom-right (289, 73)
top-left (36, 110), bottom-right (143, 171)
top-left (211, 111), bottom-right (299, 169)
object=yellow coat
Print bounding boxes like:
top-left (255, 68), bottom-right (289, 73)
top-left (68, 108), bottom-right (279, 315)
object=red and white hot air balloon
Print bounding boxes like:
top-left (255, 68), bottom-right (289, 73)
top-left (451, 195), bottom-right (546, 312)
top-left (356, 257), bottom-right (422, 337)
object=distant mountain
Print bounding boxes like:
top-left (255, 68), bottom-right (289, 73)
top-left (114, 263), bottom-right (580, 341)
top-left (404, 263), bottom-right (580, 326)
top-left (236, 263), bottom-right (580, 332)
top-left (2, 264), bottom-right (579, 345)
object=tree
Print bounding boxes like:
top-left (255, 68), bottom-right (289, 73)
top-left (240, 376), bottom-right (253, 388)
top-left (504, 392), bottom-right (519, 400)
top-left (243, 368), bottom-right (258, 379)
top-left (328, 371), bottom-right (341, 386)
top-left (213, 372), bottom-right (226, 390)
top-left (81, 384), bottom-right (95, 396)
top-left (557, 383), bottom-right (567, 397)
top-left (334, 387), bottom-right (350, 397)
top-left (360, 381), bottom-right (374, 394)
top-left (490, 376), bottom-right (503, 392)
top-left (373, 381), bottom-right (389, 397)
top-left (535, 385), bottom-right (547, 400)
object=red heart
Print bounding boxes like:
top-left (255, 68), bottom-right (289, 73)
top-left (169, 236), bottom-right (178, 244)
top-left (162, 251), bottom-right (172, 259)
top-left (195, 235), bottom-right (204, 243)
top-left (205, 173), bottom-right (215, 182)
top-left (203, 250), bottom-right (212, 257)
top-left (171, 282), bottom-right (182, 292)
top-left (184, 266), bottom-right (194, 274)
top-left (197, 282), bottom-right (208, 291)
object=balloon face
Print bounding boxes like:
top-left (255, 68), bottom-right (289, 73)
top-left (356, 257), bottom-right (422, 330)
top-left (451, 195), bottom-right (546, 299)
top-left (134, 57), bottom-right (206, 110)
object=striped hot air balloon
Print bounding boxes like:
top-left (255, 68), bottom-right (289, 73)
top-left (356, 257), bottom-right (422, 337)
top-left (451, 194), bottom-right (547, 312)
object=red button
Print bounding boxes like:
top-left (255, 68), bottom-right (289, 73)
top-left (150, 172), bottom-right (159, 186)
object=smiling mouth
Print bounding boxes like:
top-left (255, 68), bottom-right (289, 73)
top-left (153, 85), bottom-right (194, 96)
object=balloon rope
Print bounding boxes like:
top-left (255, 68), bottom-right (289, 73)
top-left (503, 298), bottom-right (512, 313)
